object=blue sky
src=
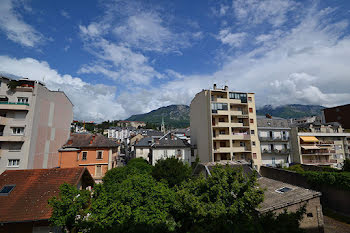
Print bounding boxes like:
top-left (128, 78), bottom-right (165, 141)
top-left (0, 0), bottom-right (350, 122)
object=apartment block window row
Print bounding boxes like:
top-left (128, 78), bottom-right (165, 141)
top-left (211, 103), bottom-right (228, 111)
top-left (17, 97), bottom-right (28, 104)
top-left (229, 92), bottom-right (247, 103)
top-left (12, 127), bottom-right (24, 135)
top-left (8, 159), bottom-right (20, 167)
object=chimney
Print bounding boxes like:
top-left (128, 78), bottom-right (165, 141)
top-left (266, 114), bottom-right (272, 119)
top-left (213, 84), bottom-right (217, 90)
top-left (90, 134), bottom-right (96, 144)
top-left (67, 139), bottom-right (73, 145)
top-left (224, 85), bottom-right (228, 91)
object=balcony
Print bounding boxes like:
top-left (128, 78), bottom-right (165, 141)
top-left (214, 147), bottom-right (231, 153)
top-left (302, 159), bottom-right (334, 165)
top-left (0, 134), bottom-right (25, 141)
top-left (212, 110), bottom-right (229, 115)
top-left (232, 134), bottom-right (250, 140)
top-left (212, 122), bottom-right (231, 128)
top-left (262, 149), bottom-right (290, 155)
top-left (231, 122), bottom-right (244, 127)
top-left (230, 110), bottom-right (243, 116)
top-left (0, 116), bottom-right (8, 125)
top-left (231, 147), bottom-right (251, 153)
top-left (302, 152), bottom-right (332, 156)
top-left (213, 134), bottom-right (231, 140)
top-left (0, 102), bottom-right (30, 110)
top-left (259, 136), bottom-right (289, 142)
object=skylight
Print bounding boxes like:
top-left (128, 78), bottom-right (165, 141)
top-left (275, 187), bottom-right (292, 193)
top-left (0, 185), bottom-right (16, 195)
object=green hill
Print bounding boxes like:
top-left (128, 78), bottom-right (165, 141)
top-left (126, 105), bottom-right (190, 128)
top-left (256, 104), bottom-right (325, 119)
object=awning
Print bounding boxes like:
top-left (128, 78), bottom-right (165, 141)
top-left (300, 136), bottom-right (319, 142)
top-left (301, 145), bottom-right (320, 150)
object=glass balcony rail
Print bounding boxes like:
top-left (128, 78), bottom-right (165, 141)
top-left (0, 101), bottom-right (29, 106)
top-left (262, 149), bottom-right (290, 154)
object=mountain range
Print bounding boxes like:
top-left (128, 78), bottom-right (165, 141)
top-left (126, 104), bottom-right (325, 128)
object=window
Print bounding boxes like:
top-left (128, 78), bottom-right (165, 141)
top-left (97, 151), bottom-right (103, 159)
top-left (17, 97), bottom-right (28, 104)
top-left (240, 142), bottom-right (245, 147)
top-left (250, 130), bottom-right (255, 135)
top-left (177, 149), bottom-right (182, 158)
top-left (275, 187), bottom-right (292, 193)
top-left (249, 108), bottom-right (253, 113)
top-left (11, 127), bottom-right (24, 135)
top-left (248, 97), bottom-right (252, 102)
top-left (252, 141), bottom-right (256, 146)
top-left (164, 150), bottom-right (168, 156)
top-left (272, 157), bottom-right (276, 164)
top-left (8, 159), bottom-right (20, 167)
top-left (307, 213), bottom-right (313, 218)
top-left (229, 92), bottom-right (247, 103)
top-left (250, 119), bottom-right (254, 124)
top-left (82, 152), bottom-right (87, 160)
top-left (140, 148), bottom-right (143, 154)
top-left (96, 165), bottom-right (102, 177)
top-left (76, 152), bottom-right (79, 161)
top-left (0, 185), bottom-right (15, 196)
top-left (211, 103), bottom-right (228, 111)
top-left (238, 118), bottom-right (243, 123)
top-left (9, 143), bottom-right (22, 151)
top-left (253, 153), bottom-right (257, 159)
top-left (219, 130), bottom-right (226, 135)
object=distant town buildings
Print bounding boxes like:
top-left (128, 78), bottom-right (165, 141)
top-left (116, 120), bottom-right (146, 128)
top-left (0, 75), bottom-right (73, 174)
top-left (290, 122), bottom-right (350, 168)
top-left (106, 127), bottom-right (137, 142)
top-left (257, 116), bottom-right (292, 167)
top-left (59, 133), bottom-right (119, 182)
top-left (322, 104), bottom-right (350, 129)
top-left (190, 84), bottom-right (261, 169)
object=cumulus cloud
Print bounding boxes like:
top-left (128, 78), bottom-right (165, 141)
top-left (0, 56), bottom-right (127, 121)
top-left (0, 0), bottom-right (43, 47)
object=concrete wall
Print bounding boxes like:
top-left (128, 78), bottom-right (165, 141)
top-left (152, 148), bottom-right (191, 165)
top-left (135, 147), bottom-right (150, 161)
top-left (260, 166), bottom-right (350, 216)
top-left (190, 90), bottom-right (212, 163)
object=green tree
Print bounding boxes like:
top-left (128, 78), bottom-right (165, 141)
top-left (152, 157), bottom-right (192, 188)
top-left (89, 174), bottom-right (176, 233)
top-left (48, 183), bottom-right (91, 233)
top-left (343, 158), bottom-right (350, 172)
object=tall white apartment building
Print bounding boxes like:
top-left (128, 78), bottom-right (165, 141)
top-left (0, 75), bottom-right (73, 174)
top-left (190, 85), bottom-right (262, 169)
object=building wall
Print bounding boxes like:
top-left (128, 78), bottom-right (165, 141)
top-left (59, 148), bottom-right (113, 180)
top-left (0, 78), bottom-right (72, 174)
top-left (247, 93), bottom-right (262, 168)
top-left (151, 148), bottom-right (191, 165)
top-left (190, 90), bottom-right (212, 163)
top-left (323, 104), bottom-right (350, 129)
top-left (135, 147), bottom-right (150, 161)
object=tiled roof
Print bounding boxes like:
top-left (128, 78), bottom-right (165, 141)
top-left (257, 118), bottom-right (291, 128)
top-left (134, 137), bottom-right (153, 147)
top-left (152, 133), bottom-right (190, 148)
top-left (0, 167), bottom-right (94, 223)
top-left (61, 133), bottom-right (119, 148)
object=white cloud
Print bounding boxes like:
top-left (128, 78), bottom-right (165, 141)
top-left (217, 30), bottom-right (246, 47)
top-left (233, 0), bottom-right (298, 27)
top-left (0, 56), bottom-right (127, 121)
top-left (0, 0), bottom-right (43, 47)
top-left (60, 10), bottom-right (70, 19)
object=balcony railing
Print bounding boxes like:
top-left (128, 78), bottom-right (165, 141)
top-left (259, 136), bottom-right (289, 142)
top-left (262, 149), bottom-right (290, 154)
top-left (303, 160), bottom-right (333, 164)
top-left (0, 102), bottom-right (29, 106)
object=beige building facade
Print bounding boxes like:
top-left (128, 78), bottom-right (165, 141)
top-left (0, 76), bottom-right (73, 174)
top-left (190, 85), bottom-right (261, 169)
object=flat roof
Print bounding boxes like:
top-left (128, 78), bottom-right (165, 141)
top-left (298, 132), bottom-right (350, 137)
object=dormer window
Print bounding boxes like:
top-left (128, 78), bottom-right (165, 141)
top-left (0, 185), bottom-right (15, 196)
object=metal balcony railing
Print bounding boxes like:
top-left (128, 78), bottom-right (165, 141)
top-left (0, 102), bottom-right (29, 106)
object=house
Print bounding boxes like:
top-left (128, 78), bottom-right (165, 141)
top-left (134, 133), bottom-right (192, 165)
top-left (190, 84), bottom-right (262, 170)
top-left (58, 133), bottom-right (119, 182)
top-left (193, 161), bottom-right (324, 233)
top-left (0, 75), bottom-right (73, 174)
top-left (257, 116), bottom-right (292, 167)
top-left (290, 123), bottom-right (350, 168)
top-left (0, 167), bottom-right (94, 233)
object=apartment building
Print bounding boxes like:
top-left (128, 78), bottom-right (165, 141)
top-left (117, 120), bottom-right (146, 128)
top-left (0, 75), bottom-right (73, 174)
top-left (107, 127), bottom-right (137, 142)
top-left (59, 133), bottom-right (119, 182)
top-left (322, 104), bottom-right (350, 129)
top-left (257, 116), bottom-right (291, 167)
top-left (291, 122), bottom-right (350, 168)
top-left (190, 85), bottom-right (261, 169)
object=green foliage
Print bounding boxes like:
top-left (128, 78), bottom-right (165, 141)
top-left (48, 183), bottom-right (91, 233)
top-left (152, 157), bottom-right (192, 188)
top-left (343, 158), bottom-right (350, 172)
top-left (256, 104), bottom-right (324, 119)
top-left (7, 80), bottom-right (20, 91)
top-left (50, 159), bottom-right (306, 233)
top-left (286, 164), bottom-right (305, 173)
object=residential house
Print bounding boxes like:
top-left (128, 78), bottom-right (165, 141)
top-left (0, 167), bottom-right (94, 233)
top-left (257, 116), bottom-right (292, 167)
top-left (59, 133), bottom-right (119, 182)
top-left (290, 122), bottom-right (350, 168)
top-left (0, 75), bottom-right (73, 174)
top-left (107, 127), bottom-right (137, 142)
top-left (190, 84), bottom-right (262, 170)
